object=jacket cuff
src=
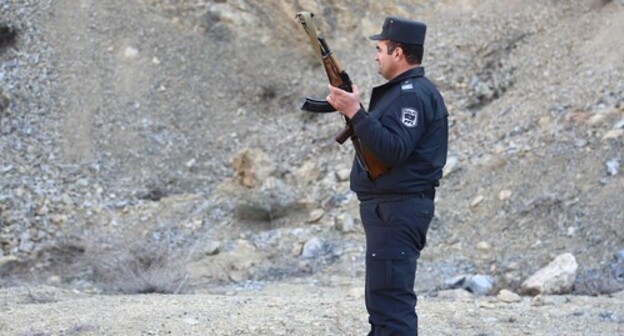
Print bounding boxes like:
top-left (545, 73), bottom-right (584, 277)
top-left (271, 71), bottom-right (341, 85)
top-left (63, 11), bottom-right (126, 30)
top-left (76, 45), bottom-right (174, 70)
top-left (350, 107), bottom-right (368, 126)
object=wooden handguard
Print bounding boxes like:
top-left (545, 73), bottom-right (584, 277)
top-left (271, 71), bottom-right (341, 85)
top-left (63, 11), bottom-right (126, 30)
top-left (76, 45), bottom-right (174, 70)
top-left (323, 55), bottom-right (345, 88)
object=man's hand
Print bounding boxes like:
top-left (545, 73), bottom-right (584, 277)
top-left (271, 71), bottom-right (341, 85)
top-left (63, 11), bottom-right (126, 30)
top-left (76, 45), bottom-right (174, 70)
top-left (327, 84), bottom-right (361, 119)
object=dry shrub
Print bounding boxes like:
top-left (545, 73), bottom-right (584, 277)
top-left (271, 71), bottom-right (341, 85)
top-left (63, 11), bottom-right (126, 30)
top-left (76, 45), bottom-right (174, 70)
top-left (89, 237), bottom-right (189, 295)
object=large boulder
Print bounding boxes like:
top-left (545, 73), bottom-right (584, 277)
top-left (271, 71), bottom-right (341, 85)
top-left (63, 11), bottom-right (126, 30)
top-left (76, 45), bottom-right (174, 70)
top-left (520, 253), bottom-right (578, 295)
top-left (217, 148), bottom-right (301, 221)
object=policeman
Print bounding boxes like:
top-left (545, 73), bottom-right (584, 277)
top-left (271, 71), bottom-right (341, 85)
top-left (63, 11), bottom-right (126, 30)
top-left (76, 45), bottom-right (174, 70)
top-left (327, 16), bottom-right (448, 335)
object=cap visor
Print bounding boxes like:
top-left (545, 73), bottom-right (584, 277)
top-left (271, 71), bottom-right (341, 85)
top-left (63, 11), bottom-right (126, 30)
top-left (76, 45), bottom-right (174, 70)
top-left (368, 33), bottom-right (385, 40)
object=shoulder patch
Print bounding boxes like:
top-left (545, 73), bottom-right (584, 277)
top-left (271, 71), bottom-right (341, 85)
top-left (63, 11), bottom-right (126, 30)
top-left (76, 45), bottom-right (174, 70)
top-left (401, 107), bottom-right (419, 127)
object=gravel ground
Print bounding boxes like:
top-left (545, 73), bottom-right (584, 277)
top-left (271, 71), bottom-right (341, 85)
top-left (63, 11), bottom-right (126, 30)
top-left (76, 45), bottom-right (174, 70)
top-left (1, 283), bottom-right (623, 335)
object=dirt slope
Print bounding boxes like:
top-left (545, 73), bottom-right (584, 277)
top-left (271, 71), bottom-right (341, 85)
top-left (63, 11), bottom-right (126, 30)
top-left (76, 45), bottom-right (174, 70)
top-left (0, 0), bottom-right (623, 335)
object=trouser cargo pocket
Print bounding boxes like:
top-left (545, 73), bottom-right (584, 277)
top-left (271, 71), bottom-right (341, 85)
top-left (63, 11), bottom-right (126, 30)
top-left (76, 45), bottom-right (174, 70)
top-left (367, 248), bottom-right (417, 290)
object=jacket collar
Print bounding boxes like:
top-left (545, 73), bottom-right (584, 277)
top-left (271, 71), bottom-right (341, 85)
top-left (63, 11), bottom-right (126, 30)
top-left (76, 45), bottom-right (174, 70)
top-left (373, 66), bottom-right (425, 92)
top-left (387, 66), bottom-right (425, 85)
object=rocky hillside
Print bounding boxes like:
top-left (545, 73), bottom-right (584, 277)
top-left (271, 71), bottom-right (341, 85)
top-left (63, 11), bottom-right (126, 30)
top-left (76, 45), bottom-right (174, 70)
top-left (1, 0), bottom-right (623, 313)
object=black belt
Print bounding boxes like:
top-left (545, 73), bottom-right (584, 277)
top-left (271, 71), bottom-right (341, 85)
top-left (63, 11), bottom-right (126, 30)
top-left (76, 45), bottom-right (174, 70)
top-left (359, 188), bottom-right (435, 203)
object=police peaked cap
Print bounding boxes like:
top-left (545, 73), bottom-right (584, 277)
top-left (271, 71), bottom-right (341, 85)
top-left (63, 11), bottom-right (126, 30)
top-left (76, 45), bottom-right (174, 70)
top-left (369, 16), bottom-right (426, 45)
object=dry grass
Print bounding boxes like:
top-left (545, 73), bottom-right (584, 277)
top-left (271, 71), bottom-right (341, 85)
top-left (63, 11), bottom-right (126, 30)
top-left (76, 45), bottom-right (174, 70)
top-left (89, 237), bottom-right (189, 295)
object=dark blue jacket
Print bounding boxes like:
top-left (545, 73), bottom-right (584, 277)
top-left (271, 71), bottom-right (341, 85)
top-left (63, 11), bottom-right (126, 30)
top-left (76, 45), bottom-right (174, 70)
top-left (349, 67), bottom-right (448, 200)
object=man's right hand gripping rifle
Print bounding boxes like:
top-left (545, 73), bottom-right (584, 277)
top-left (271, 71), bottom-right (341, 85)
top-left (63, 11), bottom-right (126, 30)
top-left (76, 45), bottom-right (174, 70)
top-left (296, 11), bottom-right (389, 180)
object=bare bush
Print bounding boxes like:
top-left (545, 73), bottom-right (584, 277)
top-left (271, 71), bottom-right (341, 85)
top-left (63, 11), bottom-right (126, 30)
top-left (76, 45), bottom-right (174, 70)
top-left (89, 238), bottom-right (189, 295)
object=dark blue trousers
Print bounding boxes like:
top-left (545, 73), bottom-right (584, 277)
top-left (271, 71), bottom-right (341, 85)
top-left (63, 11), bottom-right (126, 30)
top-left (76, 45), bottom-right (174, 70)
top-left (360, 195), bottom-right (434, 336)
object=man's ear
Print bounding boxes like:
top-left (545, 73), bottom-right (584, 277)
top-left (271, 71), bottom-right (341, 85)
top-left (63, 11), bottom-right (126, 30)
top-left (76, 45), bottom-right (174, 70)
top-left (394, 47), bottom-right (404, 61)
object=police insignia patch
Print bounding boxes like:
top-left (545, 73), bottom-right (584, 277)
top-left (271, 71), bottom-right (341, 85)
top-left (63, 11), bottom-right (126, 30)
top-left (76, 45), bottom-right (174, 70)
top-left (401, 81), bottom-right (413, 91)
top-left (401, 108), bottom-right (418, 127)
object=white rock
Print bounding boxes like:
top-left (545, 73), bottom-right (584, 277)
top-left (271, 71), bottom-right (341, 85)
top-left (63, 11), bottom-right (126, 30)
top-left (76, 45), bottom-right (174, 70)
top-left (605, 159), bottom-right (620, 176)
top-left (335, 169), bottom-right (351, 182)
top-left (185, 158), bottom-right (196, 168)
top-left (470, 195), bottom-right (485, 208)
top-left (301, 237), bottom-right (324, 259)
top-left (497, 289), bottom-right (521, 303)
top-left (0, 255), bottom-right (18, 269)
top-left (123, 46), bottom-right (139, 58)
top-left (465, 274), bottom-right (495, 296)
top-left (520, 253), bottom-right (578, 295)
top-left (307, 209), bottom-right (325, 223)
top-left (603, 129), bottom-right (624, 140)
top-left (443, 156), bottom-right (460, 177)
top-left (498, 189), bottom-right (512, 201)
top-left (476, 241), bottom-right (491, 251)
top-left (335, 213), bottom-right (356, 233)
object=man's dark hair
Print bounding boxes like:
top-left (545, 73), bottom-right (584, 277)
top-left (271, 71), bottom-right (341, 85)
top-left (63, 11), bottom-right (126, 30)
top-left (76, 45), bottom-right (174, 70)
top-left (387, 41), bottom-right (423, 65)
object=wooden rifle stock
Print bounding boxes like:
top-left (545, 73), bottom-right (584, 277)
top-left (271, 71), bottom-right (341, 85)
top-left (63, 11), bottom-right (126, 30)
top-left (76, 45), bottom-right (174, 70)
top-left (296, 11), bottom-right (389, 179)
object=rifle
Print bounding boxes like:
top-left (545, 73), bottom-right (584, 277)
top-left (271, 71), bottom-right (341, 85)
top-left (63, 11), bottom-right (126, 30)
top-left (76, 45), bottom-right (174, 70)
top-left (295, 11), bottom-right (389, 179)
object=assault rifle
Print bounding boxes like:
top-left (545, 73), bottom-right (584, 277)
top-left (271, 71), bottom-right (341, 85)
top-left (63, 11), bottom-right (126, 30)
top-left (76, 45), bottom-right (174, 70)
top-left (295, 11), bottom-right (389, 179)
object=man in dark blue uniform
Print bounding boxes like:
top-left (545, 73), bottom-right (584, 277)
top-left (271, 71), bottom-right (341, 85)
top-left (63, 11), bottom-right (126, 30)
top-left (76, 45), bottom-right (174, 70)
top-left (327, 16), bottom-right (448, 335)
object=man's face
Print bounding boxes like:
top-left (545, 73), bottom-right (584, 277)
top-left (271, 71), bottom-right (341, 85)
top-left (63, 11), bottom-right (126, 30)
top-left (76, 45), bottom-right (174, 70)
top-left (375, 40), bottom-right (397, 80)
